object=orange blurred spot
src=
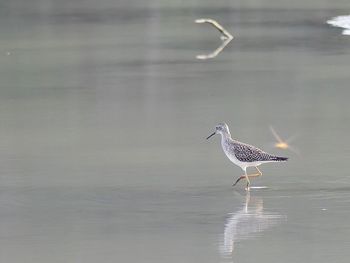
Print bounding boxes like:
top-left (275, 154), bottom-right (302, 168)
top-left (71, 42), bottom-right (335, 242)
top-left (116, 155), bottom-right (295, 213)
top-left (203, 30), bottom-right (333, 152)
top-left (270, 126), bottom-right (299, 154)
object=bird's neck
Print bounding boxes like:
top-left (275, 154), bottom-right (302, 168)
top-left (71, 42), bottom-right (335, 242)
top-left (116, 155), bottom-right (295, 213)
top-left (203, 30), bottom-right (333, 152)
top-left (220, 132), bottom-right (231, 142)
top-left (220, 133), bottom-right (232, 152)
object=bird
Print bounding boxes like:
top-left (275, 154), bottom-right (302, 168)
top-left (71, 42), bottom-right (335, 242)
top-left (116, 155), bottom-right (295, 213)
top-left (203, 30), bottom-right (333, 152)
top-left (207, 123), bottom-right (288, 190)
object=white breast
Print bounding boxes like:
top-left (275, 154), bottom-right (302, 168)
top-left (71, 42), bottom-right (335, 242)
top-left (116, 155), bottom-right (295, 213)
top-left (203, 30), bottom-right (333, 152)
top-left (221, 138), bottom-right (244, 168)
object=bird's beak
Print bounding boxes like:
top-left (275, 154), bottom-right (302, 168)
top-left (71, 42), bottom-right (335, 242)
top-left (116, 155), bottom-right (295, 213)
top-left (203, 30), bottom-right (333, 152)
top-left (206, 131), bottom-right (216, 140)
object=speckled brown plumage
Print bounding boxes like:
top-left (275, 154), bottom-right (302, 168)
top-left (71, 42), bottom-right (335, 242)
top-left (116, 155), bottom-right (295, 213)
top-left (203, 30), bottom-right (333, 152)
top-left (229, 140), bottom-right (287, 163)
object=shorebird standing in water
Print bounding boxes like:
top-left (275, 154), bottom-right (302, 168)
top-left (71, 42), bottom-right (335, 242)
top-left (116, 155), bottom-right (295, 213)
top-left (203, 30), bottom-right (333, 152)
top-left (207, 123), bottom-right (288, 190)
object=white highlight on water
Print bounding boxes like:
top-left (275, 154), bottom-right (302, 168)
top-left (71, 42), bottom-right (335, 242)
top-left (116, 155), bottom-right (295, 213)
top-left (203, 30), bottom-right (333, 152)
top-left (249, 186), bottom-right (269, 190)
top-left (327, 15), bottom-right (350, 35)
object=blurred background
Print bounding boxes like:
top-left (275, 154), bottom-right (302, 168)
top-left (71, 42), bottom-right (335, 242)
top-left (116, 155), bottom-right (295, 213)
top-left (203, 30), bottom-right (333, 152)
top-left (1, 0), bottom-right (350, 262)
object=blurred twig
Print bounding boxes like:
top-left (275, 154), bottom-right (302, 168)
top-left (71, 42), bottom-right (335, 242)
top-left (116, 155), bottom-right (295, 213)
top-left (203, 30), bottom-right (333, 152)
top-left (195, 18), bottom-right (233, 59)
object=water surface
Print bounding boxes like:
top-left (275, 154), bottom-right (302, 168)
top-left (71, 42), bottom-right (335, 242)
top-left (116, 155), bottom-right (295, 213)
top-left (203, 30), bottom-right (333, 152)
top-left (1, 0), bottom-right (350, 262)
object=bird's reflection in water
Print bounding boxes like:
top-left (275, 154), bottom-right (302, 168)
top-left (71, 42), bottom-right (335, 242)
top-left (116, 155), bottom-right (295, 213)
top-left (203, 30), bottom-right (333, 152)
top-left (220, 192), bottom-right (285, 260)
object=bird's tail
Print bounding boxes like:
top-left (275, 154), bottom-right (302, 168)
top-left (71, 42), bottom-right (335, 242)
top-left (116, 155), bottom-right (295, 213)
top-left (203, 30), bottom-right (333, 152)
top-left (271, 156), bottom-right (288, 162)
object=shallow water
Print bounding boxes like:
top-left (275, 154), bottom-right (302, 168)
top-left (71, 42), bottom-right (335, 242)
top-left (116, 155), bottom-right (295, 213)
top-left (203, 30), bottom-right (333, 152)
top-left (1, 0), bottom-right (350, 262)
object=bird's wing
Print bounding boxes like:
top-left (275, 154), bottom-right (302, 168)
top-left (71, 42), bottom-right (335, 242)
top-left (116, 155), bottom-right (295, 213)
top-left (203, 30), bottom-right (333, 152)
top-left (233, 141), bottom-right (274, 162)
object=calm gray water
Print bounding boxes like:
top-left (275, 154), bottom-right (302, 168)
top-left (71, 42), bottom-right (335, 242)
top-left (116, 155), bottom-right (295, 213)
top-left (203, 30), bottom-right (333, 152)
top-left (1, 0), bottom-right (350, 262)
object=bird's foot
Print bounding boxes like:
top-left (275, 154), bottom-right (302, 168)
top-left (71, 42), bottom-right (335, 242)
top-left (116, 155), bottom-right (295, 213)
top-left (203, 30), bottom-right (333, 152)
top-left (232, 175), bottom-right (245, 187)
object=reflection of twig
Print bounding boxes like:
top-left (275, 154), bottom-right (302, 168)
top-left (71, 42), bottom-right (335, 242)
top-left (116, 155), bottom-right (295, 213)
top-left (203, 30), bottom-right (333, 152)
top-left (195, 18), bottom-right (234, 59)
top-left (196, 38), bottom-right (232, 60)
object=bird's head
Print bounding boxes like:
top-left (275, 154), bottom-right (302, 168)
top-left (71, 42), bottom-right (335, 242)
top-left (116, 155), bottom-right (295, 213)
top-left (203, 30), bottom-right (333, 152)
top-left (207, 123), bottom-right (230, 139)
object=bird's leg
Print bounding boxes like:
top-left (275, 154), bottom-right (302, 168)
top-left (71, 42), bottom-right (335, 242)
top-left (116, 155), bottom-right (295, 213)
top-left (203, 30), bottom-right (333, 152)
top-left (233, 167), bottom-right (262, 187)
top-left (247, 167), bottom-right (263, 178)
top-left (245, 167), bottom-right (263, 179)
top-left (232, 175), bottom-right (245, 186)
